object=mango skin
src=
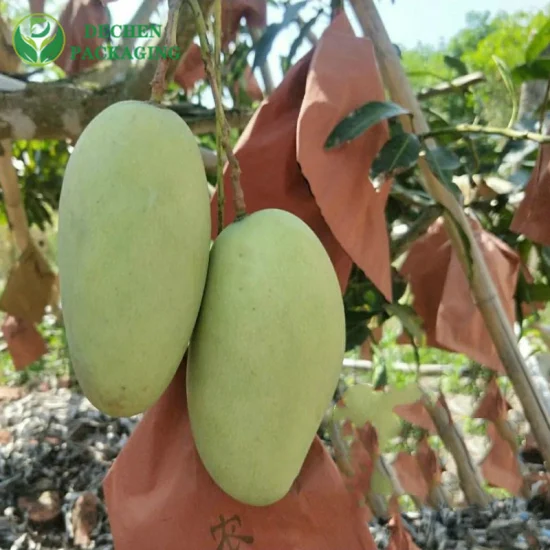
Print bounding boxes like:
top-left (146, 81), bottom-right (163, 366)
top-left (58, 100), bottom-right (211, 417)
top-left (187, 209), bottom-right (345, 506)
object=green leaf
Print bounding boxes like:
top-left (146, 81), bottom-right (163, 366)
top-left (384, 303), bottom-right (424, 341)
top-left (283, 11), bottom-right (320, 73)
top-left (443, 55), bottom-right (468, 76)
top-left (281, 1), bottom-right (308, 26)
top-left (492, 56), bottom-right (518, 129)
top-left (525, 283), bottom-right (550, 302)
top-left (333, 383), bottom-right (422, 450)
top-left (428, 146), bottom-right (461, 170)
top-left (252, 1), bottom-right (307, 70)
top-left (526, 18), bottom-right (550, 64)
top-left (424, 146), bottom-right (461, 198)
top-left (325, 101), bottom-right (410, 150)
top-left (371, 133), bottom-right (421, 178)
top-left (40, 26), bottom-right (64, 64)
top-left (14, 27), bottom-right (38, 63)
top-left (512, 59), bottom-right (550, 83)
top-left (371, 361), bottom-right (388, 391)
top-left (252, 23), bottom-right (283, 69)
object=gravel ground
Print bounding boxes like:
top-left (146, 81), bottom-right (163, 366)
top-left (2, 382), bottom-right (550, 550)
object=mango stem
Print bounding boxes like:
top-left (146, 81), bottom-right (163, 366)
top-left (188, 0), bottom-right (247, 230)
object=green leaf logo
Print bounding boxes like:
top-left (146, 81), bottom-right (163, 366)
top-left (12, 13), bottom-right (65, 68)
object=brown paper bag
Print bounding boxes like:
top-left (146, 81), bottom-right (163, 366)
top-left (296, 13), bottom-right (391, 300)
top-left (511, 143), bottom-right (550, 246)
top-left (0, 241), bottom-right (56, 324)
top-left (103, 362), bottom-right (375, 550)
top-left (401, 217), bottom-right (520, 373)
top-left (2, 314), bottom-right (47, 370)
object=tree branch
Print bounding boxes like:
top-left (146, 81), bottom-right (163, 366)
top-left (0, 82), bottom-right (254, 142)
top-left (0, 139), bottom-right (30, 251)
top-left (416, 71), bottom-right (486, 100)
top-left (421, 123), bottom-right (550, 144)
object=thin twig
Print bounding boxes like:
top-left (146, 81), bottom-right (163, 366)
top-left (539, 78), bottom-right (550, 132)
top-left (420, 123), bottom-right (550, 144)
top-left (188, 0), bottom-right (246, 224)
top-left (213, 0), bottom-right (225, 232)
top-left (150, 0), bottom-right (182, 102)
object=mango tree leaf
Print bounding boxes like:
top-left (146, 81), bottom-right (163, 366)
top-left (333, 383), bottom-right (422, 450)
top-left (525, 283), bottom-right (550, 302)
top-left (325, 101), bottom-right (410, 150)
top-left (512, 59), bottom-right (550, 83)
top-left (14, 27), bottom-right (38, 63)
top-left (384, 303), bottom-right (424, 341)
top-left (443, 55), bottom-right (468, 76)
top-left (40, 27), bottom-right (64, 64)
top-left (424, 146), bottom-right (461, 199)
top-left (492, 56), bottom-right (518, 129)
top-left (526, 18), bottom-right (550, 64)
top-left (371, 360), bottom-right (388, 390)
top-left (253, 24), bottom-right (283, 69)
top-left (371, 133), bottom-right (421, 178)
top-left (428, 146), bottom-right (461, 170)
top-left (252, 1), bottom-right (307, 69)
top-left (283, 11), bottom-right (320, 72)
top-left (281, 1), bottom-right (308, 25)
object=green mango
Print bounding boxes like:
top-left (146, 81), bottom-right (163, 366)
top-left (187, 209), bottom-right (345, 506)
top-left (58, 100), bottom-right (211, 417)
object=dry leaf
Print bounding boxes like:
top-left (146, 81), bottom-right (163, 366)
top-left (223, 0), bottom-right (266, 44)
top-left (174, 43), bottom-right (262, 100)
top-left (296, 13), bottom-right (391, 300)
top-left (2, 315), bottom-right (47, 370)
top-left (387, 495), bottom-right (420, 550)
top-left (480, 423), bottom-right (524, 496)
top-left (174, 0), bottom-right (265, 96)
top-left (72, 492), bottom-right (99, 547)
top-left (472, 377), bottom-right (511, 423)
top-left (356, 422), bottom-right (380, 457)
top-left (0, 429), bottom-right (12, 444)
top-left (416, 436), bottom-right (443, 487)
top-left (18, 491), bottom-right (61, 523)
top-left (345, 435), bottom-right (375, 500)
top-left (392, 452), bottom-right (429, 502)
top-left (0, 241), bottom-right (56, 324)
top-left (359, 326), bottom-right (383, 361)
top-left (401, 217), bottom-right (520, 373)
top-left (173, 44), bottom-right (205, 90)
top-left (393, 399), bottom-right (437, 434)
top-left (511, 142), bottom-right (550, 246)
top-left (0, 386), bottom-right (26, 401)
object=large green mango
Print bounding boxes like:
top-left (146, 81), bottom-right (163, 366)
top-left (187, 209), bottom-right (345, 506)
top-left (58, 100), bottom-right (211, 417)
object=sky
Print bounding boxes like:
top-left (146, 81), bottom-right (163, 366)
top-left (108, 0), bottom-right (550, 88)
